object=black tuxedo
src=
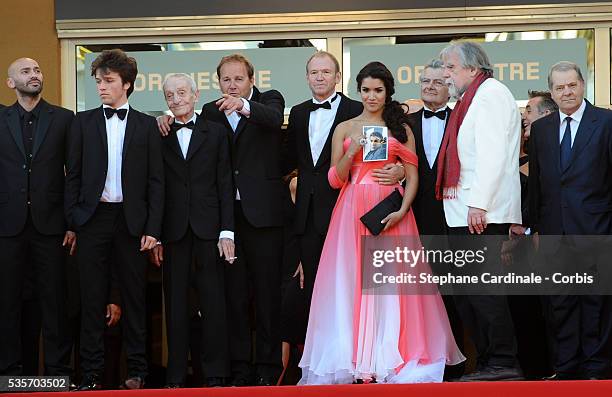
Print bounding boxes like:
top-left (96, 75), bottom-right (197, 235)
top-left (282, 93), bottom-right (362, 343)
top-left (407, 107), bottom-right (451, 236)
top-left (198, 87), bottom-right (285, 380)
top-left (0, 100), bottom-right (73, 375)
top-left (65, 105), bottom-right (164, 380)
top-left (529, 101), bottom-right (612, 378)
top-left (160, 118), bottom-right (234, 383)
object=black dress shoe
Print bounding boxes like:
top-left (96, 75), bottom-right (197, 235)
top-left (255, 376), bottom-right (275, 386)
top-left (543, 372), bottom-right (579, 381)
top-left (206, 377), bottom-right (225, 387)
top-left (76, 375), bottom-right (102, 391)
top-left (120, 376), bottom-right (145, 390)
top-left (230, 377), bottom-right (250, 387)
top-left (458, 366), bottom-right (524, 382)
top-left (164, 383), bottom-right (183, 388)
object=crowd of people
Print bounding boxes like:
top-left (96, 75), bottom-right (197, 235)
top-left (1, 40), bottom-right (611, 390)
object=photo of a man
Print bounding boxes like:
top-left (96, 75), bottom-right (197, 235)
top-left (363, 126), bottom-right (388, 161)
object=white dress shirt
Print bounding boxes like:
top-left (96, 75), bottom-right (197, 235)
top-left (421, 105), bottom-right (447, 168)
top-left (174, 113), bottom-right (234, 241)
top-left (558, 99), bottom-right (586, 148)
top-left (101, 102), bottom-right (129, 203)
top-left (225, 89), bottom-right (253, 200)
top-left (309, 92), bottom-right (340, 166)
top-left (175, 114), bottom-right (197, 159)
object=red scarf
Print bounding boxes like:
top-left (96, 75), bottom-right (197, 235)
top-left (435, 71), bottom-right (492, 200)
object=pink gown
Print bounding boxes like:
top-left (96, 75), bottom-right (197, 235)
top-left (298, 137), bottom-right (465, 385)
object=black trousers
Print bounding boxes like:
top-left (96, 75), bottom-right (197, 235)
top-left (0, 212), bottom-right (71, 376)
top-left (163, 228), bottom-right (230, 383)
top-left (226, 201), bottom-right (283, 379)
top-left (76, 203), bottom-right (148, 379)
top-left (546, 245), bottom-right (612, 378)
top-left (448, 223), bottom-right (518, 369)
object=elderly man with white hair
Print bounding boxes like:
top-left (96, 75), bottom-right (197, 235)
top-left (438, 41), bottom-right (523, 381)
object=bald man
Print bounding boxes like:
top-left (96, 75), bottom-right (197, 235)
top-left (0, 58), bottom-right (74, 376)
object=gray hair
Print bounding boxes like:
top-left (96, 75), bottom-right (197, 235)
top-left (547, 61), bottom-right (584, 90)
top-left (162, 73), bottom-right (197, 94)
top-left (439, 41), bottom-right (493, 74)
top-left (424, 58), bottom-right (444, 70)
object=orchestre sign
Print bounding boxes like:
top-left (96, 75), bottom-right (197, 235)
top-left (83, 39), bottom-right (587, 112)
top-left (347, 39), bottom-right (588, 101)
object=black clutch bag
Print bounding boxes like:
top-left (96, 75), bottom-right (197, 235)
top-left (359, 188), bottom-right (403, 236)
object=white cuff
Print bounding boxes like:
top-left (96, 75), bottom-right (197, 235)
top-left (239, 98), bottom-right (251, 117)
top-left (219, 230), bottom-right (234, 240)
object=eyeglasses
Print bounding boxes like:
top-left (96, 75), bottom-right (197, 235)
top-left (420, 78), bottom-right (447, 88)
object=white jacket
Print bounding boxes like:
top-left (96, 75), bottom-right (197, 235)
top-left (443, 78), bottom-right (522, 227)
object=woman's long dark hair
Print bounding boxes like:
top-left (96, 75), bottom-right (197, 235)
top-left (356, 61), bottom-right (409, 143)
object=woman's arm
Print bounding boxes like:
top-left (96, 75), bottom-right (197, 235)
top-left (330, 121), bottom-right (361, 184)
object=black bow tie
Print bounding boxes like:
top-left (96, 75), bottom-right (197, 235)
top-left (170, 121), bottom-right (195, 133)
top-left (309, 94), bottom-right (338, 112)
top-left (423, 109), bottom-right (447, 120)
top-left (104, 107), bottom-right (127, 120)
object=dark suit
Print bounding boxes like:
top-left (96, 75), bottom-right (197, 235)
top-left (283, 93), bottom-right (362, 343)
top-left (160, 118), bottom-right (234, 383)
top-left (0, 100), bottom-right (73, 375)
top-left (198, 87), bottom-right (285, 380)
top-left (529, 101), bottom-right (612, 378)
top-left (65, 105), bottom-right (164, 380)
top-left (407, 107), bottom-right (451, 236)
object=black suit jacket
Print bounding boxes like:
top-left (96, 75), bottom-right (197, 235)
top-left (198, 86), bottom-right (285, 228)
top-left (160, 118), bottom-right (234, 242)
top-left (284, 93), bottom-right (362, 235)
top-left (407, 107), bottom-right (452, 235)
top-left (0, 100), bottom-right (74, 237)
top-left (65, 106), bottom-right (164, 239)
top-left (529, 101), bottom-right (612, 236)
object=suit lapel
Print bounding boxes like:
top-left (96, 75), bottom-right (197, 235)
top-left (32, 100), bottom-right (53, 158)
top-left (314, 94), bottom-right (347, 169)
top-left (166, 132), bottom-right (184, 159)
top-left (5, 105), bottom-right (26, 159)
top-left (564, 102), bottom-right (598, 174)
top-left (186, 122), bottom-right (207, 161)
top-left (122, 107), bottom-right (136, 161)
top-left (432, 107), bottom-right (452, 168)
top-left (297, 105), bottom-right (315, 167)
top-left (96, 106), bottom-right (108, 150)
top-left (411, 110), bottom-right (427, 169)
top-left (544, 114), bottom-right (562, 175)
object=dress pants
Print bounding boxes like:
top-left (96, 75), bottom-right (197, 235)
top-left (76, 203), bottom-right (148, 379)
top-left (226, 201), bottom-right (283, 380)
top-left (163, 228), bottom-right (230, 383)
top-left (0, 212), bottom-right (71, 376)
top-left (448, 223), bottom-right (518, 369)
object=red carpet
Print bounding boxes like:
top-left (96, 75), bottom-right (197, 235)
top-left (6, 381), bottom-right (612, 397)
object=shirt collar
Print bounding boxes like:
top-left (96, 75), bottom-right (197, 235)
top-left (422, 104), bottom-right (448, 113)
top-left (247, 88), bottom-right (253, 100)
top-left (103, 101), bottom-right (130, 110)
top-left (313, 92), bottom-right (338, 105)
top-left (559, 99), bottom-right (586, 124)
top-left (17, 100), bottom-right (43, 119)
top-left (175, 113), bottom-right (197, 125)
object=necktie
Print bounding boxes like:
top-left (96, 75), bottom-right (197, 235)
top-left (170, 120), bottom-right (195, 133)
top-left (560, 116), bottom-right (572, 170)
top-left (104, 107), bottom-right (127, 120)
top-left (423, 109), bottom-right (447, 120)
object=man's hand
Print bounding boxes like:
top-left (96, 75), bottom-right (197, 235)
top-left (293, 263), bottom-right (304, 289)
top-left (106, 303), bottom-right (121, 327)
top-left (509, 224), bottom-right (527, 236)
top-left (140, 235), bottom-right (157, 251)
top-left (371, 163), bottom-right (405, 185)
top-left (62, 231), bottom-right (77, 256)
top-left (467, 207), bottom-right (487, 234)
top-left (156, 114), bottom-right (174, 136)
top-left (216, 94), bottom-right (245, 115)
top-left (217, 238), bottom-right (236, 264)
top-left (150, 244), bottom-right (163, 267)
